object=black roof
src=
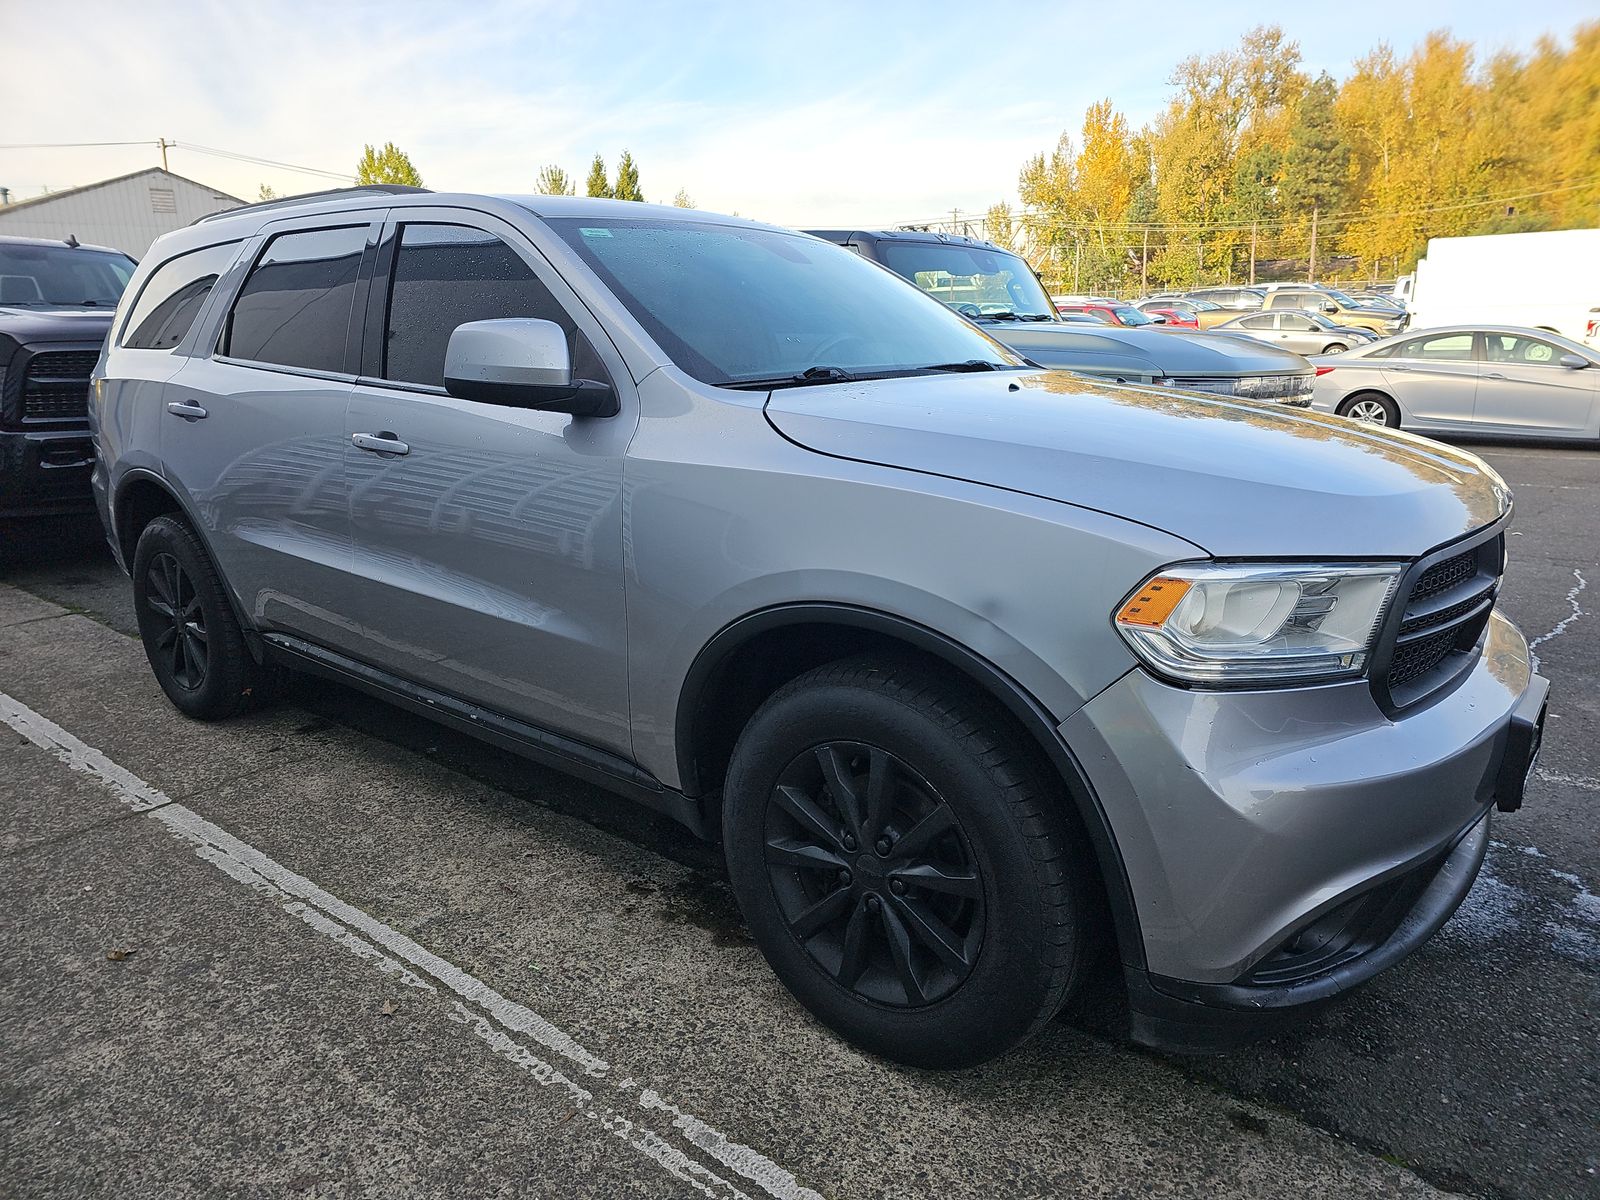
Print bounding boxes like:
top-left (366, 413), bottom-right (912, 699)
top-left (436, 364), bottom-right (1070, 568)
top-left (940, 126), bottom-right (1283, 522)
top-left (806, 228), bottom-right (1007, 252)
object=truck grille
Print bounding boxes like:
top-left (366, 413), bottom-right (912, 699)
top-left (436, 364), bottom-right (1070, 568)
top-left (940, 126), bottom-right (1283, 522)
top-left (1376, 530), bottom-right (1504, 709)
top-left (21, 350), bottom-right (99, 421)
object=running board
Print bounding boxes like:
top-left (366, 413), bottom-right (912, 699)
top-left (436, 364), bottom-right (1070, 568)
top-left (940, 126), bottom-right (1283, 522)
top-left (261, 633), bottom-right (707, 839)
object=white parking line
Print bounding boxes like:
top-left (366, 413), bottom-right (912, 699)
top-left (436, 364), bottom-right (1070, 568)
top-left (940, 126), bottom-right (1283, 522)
top-left (0, 690), bottom-right (822, 1200)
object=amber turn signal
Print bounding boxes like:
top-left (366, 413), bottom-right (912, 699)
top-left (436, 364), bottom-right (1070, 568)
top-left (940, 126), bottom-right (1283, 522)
top-left (1115, 577), bottom-right (1192, 628)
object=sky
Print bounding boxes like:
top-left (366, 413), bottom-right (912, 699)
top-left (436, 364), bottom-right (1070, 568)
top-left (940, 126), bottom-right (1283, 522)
top-left (2, 0), bottom-right (1594, 227)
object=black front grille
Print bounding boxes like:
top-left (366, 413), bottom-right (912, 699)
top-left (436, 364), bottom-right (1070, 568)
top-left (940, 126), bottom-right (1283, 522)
top-left (1411, 550), bottom-right (1476, 604)
top-left (21, 350), bottom-right (98, 421)
top-left (1376, 530), bottom-right (1504, 709)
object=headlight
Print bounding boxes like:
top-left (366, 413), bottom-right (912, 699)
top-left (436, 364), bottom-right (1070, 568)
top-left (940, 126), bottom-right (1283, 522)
top-left (1114, 562), bottom-right (1402, 684)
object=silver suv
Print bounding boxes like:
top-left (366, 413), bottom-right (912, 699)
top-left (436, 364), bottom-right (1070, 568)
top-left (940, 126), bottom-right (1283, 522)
top-left (92, 189), bottom-right (1549, 1068)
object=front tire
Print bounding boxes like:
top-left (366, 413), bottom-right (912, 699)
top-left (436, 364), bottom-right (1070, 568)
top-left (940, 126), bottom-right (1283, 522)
top-left (723, 657), bottom-right (1090, 1068)
top-left (1322, 343), bottom-right (1349, 355)
top-left (1339, 391), bottom-right (1400, 428)
top-left (132, 515), bottom-right (269, 719)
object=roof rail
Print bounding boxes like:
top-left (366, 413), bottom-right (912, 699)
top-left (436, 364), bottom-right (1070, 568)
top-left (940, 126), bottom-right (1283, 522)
top-left (192, 184), bottom-right (431, 225)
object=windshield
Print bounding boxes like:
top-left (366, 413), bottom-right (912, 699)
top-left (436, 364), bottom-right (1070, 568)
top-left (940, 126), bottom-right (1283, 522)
top-left (0, 243), bottom-right (134, 306)
top-left (875, 240), bottom-right (1055, 319)
top-left (1322, 288), bottom-right (1361, 307)
top-left (1111, 306), bottom-right (1157, 326)
top-left (547, 218), bottom-right (1024, 386)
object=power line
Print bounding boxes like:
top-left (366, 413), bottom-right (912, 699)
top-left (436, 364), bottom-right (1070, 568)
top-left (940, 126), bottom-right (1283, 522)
top-left (895, 175), bottom-right (1600, 238)
top-left (0, 137), bottom-right (355, 182)
top-left (0, 140), bottom-right (162, 150)
top-left (174, 142), bottom-right (355, 182)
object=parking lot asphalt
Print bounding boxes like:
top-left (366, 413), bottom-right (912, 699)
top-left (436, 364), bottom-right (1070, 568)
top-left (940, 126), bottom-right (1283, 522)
top-left (1, 440), bottom-right (1595, 1200)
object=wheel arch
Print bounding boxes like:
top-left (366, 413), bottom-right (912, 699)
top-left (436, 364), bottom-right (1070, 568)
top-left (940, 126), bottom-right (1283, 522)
top-left (112, 469), bottom-right (263, 659)
top-left (676, 602), bottom-right (1147, 970)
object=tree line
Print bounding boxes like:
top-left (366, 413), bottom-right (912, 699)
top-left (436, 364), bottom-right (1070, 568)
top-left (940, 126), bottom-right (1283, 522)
top-left (982, 21), bottom-right (1599, 292)
top-left (339, 142), bottom-right (694, 208)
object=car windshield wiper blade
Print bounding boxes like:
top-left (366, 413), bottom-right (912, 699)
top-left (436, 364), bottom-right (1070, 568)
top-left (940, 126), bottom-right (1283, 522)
top-left (917, 360), bottom-right (1002, 373)
top-left (725, 365), bottom-right (858, 391)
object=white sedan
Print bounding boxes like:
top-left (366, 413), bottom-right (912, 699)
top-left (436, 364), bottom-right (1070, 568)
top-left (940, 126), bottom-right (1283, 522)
top-left (1309, 325), bottom-right (1600, 441)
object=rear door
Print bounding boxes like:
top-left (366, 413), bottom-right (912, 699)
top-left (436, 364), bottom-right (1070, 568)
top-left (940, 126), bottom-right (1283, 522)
top-left (1476, 332), bottom-right (1600, 435)
top-left (160, 217), bottom-right (379, 647)
top-left (340, 208), bottom-right (636, 753)
top-left (1377, 330), bottom-right (1480, 427)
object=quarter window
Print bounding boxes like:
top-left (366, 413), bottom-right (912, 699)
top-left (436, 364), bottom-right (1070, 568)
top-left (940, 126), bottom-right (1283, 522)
top-left (382, 223), bottom-right (604, 390)
top-left (121, 241), bottom-right (241, 350)
top-left (224, 226), bottom-right (368, 373)
top-left (1237, 314), bottom-right (1276, 330)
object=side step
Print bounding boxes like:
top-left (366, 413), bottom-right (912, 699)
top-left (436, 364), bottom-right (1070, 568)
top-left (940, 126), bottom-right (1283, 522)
top-left (261, 633), bottom-right (708, 839)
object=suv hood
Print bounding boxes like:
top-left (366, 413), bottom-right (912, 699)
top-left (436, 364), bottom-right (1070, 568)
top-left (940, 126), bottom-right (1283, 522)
top-left (765, 370), bottom-right (1507, 558)
top-left (0, 304), bottom-right (115, 343)
top-left (984, 322), bottom-right (1308, 378)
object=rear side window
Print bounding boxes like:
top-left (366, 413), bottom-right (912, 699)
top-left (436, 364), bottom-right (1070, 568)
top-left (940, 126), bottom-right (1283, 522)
top-left (224, 226), bottom-right (368, 373)
top-left (120, 241), bottom-right (241, 350)
top-left (382, 223), bottom-right (604, 389)
top-left (1393, 332), bottom-right (1475, 362)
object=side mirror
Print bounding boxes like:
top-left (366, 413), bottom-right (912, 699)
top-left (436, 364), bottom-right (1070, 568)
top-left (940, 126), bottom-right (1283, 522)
top-left (1151, 316), bottom-right (1167, 324)
top-left (443, 318), bottom-right (617, 417)
top-left (1558, 353), bottom-right (1590, 370)
top-left (1321, 302), bottom-right (1338, 314)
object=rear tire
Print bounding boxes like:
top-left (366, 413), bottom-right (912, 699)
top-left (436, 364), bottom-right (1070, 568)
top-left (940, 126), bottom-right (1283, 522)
top-left (722, 657), bottom-right (1091, 1068)
top-left (1338, 391), bottom-right (1399, 428)
top-left (1322, 343), bottom-right (1349, 355)
top-left (132, 515), bottom-right (270, 719)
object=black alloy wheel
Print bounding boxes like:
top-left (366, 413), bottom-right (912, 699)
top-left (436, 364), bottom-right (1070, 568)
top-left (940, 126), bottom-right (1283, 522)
top-left (764, 741), bottom-right (984, 1008)
top-left (143, 551), bottom-right (209, 690)
top-left (132, 513), bottom-right (275, 719)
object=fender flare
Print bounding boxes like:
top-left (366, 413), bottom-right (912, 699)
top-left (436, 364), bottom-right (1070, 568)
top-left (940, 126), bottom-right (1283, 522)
top-left (677, 602), bottom-right (1147, 970)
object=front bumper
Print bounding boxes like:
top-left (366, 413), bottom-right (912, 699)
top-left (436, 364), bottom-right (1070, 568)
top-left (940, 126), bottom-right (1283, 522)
top-left (1, 428), bottom-right (97, 519)
top-left (1063, 609), bottom-right (1546, 1051)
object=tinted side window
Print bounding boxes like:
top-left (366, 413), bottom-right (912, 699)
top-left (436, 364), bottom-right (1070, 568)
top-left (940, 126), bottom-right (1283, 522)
top-left (225, 226), bottom-right (368, 372)
top-left (121, 241), bottom-right (241, 350)
top-left (1238, 314), bottom-right (1275, 330)
top-left (383, 223), bottom-right (604, 389)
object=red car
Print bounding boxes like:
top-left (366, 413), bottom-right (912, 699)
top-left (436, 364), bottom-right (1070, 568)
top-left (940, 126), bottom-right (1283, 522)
top-left (1055, 302), bottom-right (1162, 328)
top-left (1134, 306), bottom-right (1198, 330)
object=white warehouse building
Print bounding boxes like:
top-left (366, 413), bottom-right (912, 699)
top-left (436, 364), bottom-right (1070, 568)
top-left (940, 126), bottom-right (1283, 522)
top-left (0, 168), bottom-right (244, 257)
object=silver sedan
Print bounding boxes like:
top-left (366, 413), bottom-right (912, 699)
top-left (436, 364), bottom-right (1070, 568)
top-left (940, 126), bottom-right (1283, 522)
top-left (1212, 310), bottom-right (1376, 355)
top-left (1309, 325), bottom-right (1600, 440)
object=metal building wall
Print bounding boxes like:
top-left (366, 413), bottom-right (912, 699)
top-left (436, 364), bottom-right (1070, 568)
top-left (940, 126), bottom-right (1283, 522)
top-left (0, 169), bottom-right (242, 257)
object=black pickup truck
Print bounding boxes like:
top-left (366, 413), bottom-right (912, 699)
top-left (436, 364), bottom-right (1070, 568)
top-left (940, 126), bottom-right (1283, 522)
top-left (1, 235), bottom-right (135, 522)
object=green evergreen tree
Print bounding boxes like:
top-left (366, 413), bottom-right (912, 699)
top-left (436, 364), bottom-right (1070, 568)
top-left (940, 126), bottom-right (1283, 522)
top-left (355, 142), bottom-right (423, 187)
top-left (535, 165), bottom-right (576, 195)
top-left (613, 150), bottom-right (643, 202)
top-left (1280, 73), bottom-right (1350, 276)
top-left (585, 155), bottom-right (612, 199)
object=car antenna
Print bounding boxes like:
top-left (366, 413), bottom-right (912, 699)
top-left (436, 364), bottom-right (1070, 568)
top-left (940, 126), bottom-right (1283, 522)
top-left (64, 234), bottom-right (80, 248)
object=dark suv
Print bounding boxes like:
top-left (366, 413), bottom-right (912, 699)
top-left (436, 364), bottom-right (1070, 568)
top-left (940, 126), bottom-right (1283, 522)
top-left (1, 235), bottom-right (135, 521)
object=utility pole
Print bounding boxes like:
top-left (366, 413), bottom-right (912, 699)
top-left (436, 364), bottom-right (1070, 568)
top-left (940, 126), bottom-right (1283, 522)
top-left (1072, 235), bottom-right (1082, 293)
top-left (1249, 219), bottom-right (1258, 285)
top-left (1140, 226), bottom-right (1149, 294)
top-left (1307, 205), bottom-right (1319, 283)
top-left (157, 138), bottom-right (171, 171)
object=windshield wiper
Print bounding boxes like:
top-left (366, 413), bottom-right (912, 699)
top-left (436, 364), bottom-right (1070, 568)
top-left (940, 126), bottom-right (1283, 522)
top-left (725, 365), bottom-right (858, 391)
top-left (918, 360), bottom-right (1002, 373)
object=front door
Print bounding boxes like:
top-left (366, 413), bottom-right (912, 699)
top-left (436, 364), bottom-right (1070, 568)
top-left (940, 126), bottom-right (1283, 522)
top-left (161, 219), bottom-right (378, 646)
top-left (341, 211), bottom-right (636, 756)
top-left (1379, 330), bottom-right (1480, 427)
top-left (1476, 332), bottom-right (1599, 435)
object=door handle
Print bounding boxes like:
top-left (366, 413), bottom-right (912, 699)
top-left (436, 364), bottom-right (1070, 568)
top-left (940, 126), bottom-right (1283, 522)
top-left (351, 431), bottom-right (410, 456)
top-left (165, 401), bottom-right (208, 420)
top-left (1388, 365), bottom-right (1411, 372)
top-left (1483, 372), bottom-right (1506, 380)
